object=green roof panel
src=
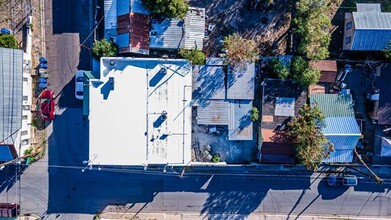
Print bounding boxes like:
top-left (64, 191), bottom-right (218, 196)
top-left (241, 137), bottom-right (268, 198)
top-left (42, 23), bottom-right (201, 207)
top-left (310, 94), bottom-right (355, 117)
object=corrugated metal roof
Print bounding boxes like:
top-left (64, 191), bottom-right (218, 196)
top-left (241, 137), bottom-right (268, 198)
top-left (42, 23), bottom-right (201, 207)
top-left (131, 0), bottom-right (150, 15)
top-left (149, 7), bottom-right (205, 50)
top-left (117, 0), bottom-right (130, 16)
top-left (104, 0), bottom-right (117, 31)
top-left (353, 12), bottom-right (391, 29)
top-left (206, 57), bottom-right (224, 66)
top-left (228, 100), bottom-right (253, 140)
top-left (0, 48), bottom-right (23, 145)
top-left (227, 63), bottom-right (255, 100)
top-left (326, 135), bottom-right (360, 150)
top-left (150, 18), bottom-right (183, 50)
top-left (310, 94), bottom-right (355, 117)
top-left (183, 7), bottom-right (205, 50)
top-left (129, 12), bottom-right (150, 53)
top-left (197, 100), bottom-right (229, 125)
top-left (322, 117), bottom-right (361, 135)
top-left (356, 3), bottom-right (381, 12)
top-left (322, 149), bottom-right (353, 163)
top-left (193, 65), bottom-right (225, 101)
top-left (351, 29), bottom-right (391, 51)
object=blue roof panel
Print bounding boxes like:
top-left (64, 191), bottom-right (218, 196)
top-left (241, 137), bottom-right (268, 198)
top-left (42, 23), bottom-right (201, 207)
top-left (325, 135), bottom-right (361, 150)
top-left (351, 30), bottom-right (391, 51)
top-left (0, 145), bottom-right (14, 162)
top-left (323, 149), bottom-right (354, 163)
top-left (322, 117), bottom-right (361, 135)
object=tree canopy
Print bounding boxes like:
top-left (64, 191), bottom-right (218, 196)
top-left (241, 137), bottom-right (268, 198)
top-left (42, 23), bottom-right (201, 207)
top-left (0, 34), bottom-right (18, 49)
top-left (142, 0), bottom-right (189, 19)
top-left (223, 33), bottom-right (259, 67)
top-left (92, 39), bottom-right (118, 58)
top-left (179, 48), bottom-right (205, 65)
top-left (287, 104), bottom-right (334, 170)
top-left (270, 58), bottom-right (290, 79)
top-left (294, 0), bottom-right (331, 60)
top-left (291, 56), bottom-right (321, 87)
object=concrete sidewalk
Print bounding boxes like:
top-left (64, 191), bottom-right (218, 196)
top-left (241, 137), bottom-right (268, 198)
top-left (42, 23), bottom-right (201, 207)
top-left (99, 212), bottom-right (390, 220)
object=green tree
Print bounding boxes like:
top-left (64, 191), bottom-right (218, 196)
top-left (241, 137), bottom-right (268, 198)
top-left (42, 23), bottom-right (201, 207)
top-left (179, 48), bottom-right (205, 65)
top-left (291, 56), bottom-right (320, 87)
top-left (294, 0), bottom-right (331, 60)
top-left (223, 33), bottom-right (259, 67)
top-left (270, 58), bottom-right (290, 79)
top-left (0, 34), bottom-right (18, 49)
top-left (291, 56), bottom-right (307, 76)
top-left (251, 107), bottom-right (259, 122)
top-left (142, 0), bottom-right (189, 19)
top-left (383, 41), bottom-right (391, 60)
top-left (287, 104), bottom-right (334, 170)
top-left (92, 39), bottom-right (118, 58)
top-left (300, 68), bottom-right (321, 87)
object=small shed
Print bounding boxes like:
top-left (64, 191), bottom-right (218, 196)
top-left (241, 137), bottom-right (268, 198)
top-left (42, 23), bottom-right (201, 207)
top-left (310, 60), bottom-right (337, 83)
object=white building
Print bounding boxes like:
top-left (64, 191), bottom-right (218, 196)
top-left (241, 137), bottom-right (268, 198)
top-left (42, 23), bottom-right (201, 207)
top-left (0, 47), bottom-right (32, 161)
top-left (86, 58), bottom-right (192, 165)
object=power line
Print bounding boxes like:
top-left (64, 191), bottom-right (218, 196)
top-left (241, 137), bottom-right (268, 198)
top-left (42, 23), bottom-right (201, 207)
top-left (7, 162), bottom-right (390, 183)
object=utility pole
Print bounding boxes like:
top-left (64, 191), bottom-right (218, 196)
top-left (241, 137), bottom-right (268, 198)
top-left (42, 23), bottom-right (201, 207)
top-left (354, 148), bottom-right (383, 184)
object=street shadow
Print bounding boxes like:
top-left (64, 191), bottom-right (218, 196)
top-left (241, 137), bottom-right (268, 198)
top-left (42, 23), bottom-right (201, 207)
top-left (201, 175), bottom-right (311, 219)
top-left (47, 153), bottom-right (311, 215)
top-left (52, 0), bottom-right (83, 34)
top-left (0, 164), bottom-right (25, 194)
top-left (57, 77), bottom-right (83, 109)
top-left (317, 176), bottom-right (348, 200)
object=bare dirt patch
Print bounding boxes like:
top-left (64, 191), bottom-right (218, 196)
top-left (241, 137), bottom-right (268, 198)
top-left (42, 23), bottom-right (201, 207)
top-left (189, 0), bottom-right (293, 56)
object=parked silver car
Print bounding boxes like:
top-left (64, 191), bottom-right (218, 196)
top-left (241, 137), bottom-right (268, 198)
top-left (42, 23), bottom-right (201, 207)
top-left (75, 70), bottom-right (84, 100)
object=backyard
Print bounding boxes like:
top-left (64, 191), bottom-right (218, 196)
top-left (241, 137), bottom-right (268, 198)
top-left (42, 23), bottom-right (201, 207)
top-left (189, 0), bottom-right (293, 56)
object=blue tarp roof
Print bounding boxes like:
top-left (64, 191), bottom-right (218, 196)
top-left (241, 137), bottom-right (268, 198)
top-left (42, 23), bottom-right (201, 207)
top-left (0, 145), bottom-right (14, 162)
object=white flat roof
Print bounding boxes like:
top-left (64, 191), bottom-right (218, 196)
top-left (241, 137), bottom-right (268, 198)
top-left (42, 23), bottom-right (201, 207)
top-left (89, 58), bottom-right (192, 165)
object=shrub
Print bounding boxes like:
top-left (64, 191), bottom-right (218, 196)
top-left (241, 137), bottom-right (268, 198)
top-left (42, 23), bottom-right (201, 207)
top-left (179, 48), bottom-right (205, 65)
top-left (270, 58), bottom-right (290, 79)
top-left (223, 33), bottom-right (259, 67)
top-left (0, 34), bottom-right (18, 49)
top-left (212, 154), bottom-right (221, 163)
top-left (251, 107), bottom-right (259, 122)
top-left (92, 39), bottom-right (118, 58)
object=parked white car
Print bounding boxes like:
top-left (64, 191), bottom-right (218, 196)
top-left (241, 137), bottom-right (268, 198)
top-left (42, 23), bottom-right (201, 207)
top-left (75, 70), bottom-right (84, 100)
